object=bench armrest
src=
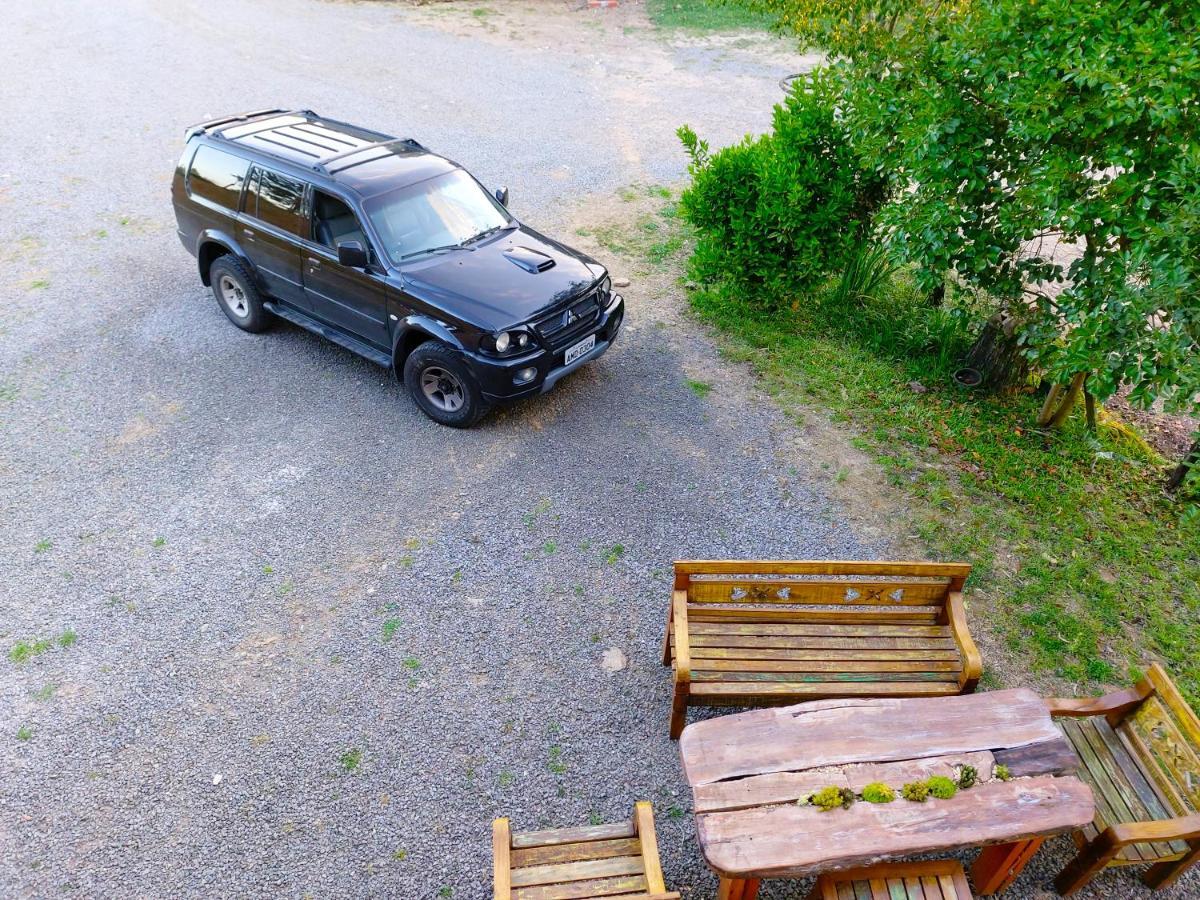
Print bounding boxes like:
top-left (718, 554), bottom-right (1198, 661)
top-left (1045, 683), bottom-right (1152, 723)
top-left (1107, 814), bottom-right (1200, 846)
top-left (944, 591), bottom-right (981, 692)
top-left (670, 589), bottom-right (691, 686)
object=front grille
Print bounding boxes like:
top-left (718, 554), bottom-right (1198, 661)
top-left (533, 292), bottom-right (602, 351)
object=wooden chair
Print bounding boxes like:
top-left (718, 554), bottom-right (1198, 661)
top-left (1048, 663), bottom-right (1200, 894)
top-left (492, 801), bottom-right (680, 900)
top-left (810, 860), bottom-right (973, 900)
top-left (662, 560), bottom-right (981, 738)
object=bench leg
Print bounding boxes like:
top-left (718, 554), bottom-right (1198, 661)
top-left (971, 837), bottom-right (1043, 895)
top-left (669, 683), bottom-right (688, 740)
top-left (716, 876), bottom-right (760, 900)
top-left (1144, 840), bottom-right (1200, 891)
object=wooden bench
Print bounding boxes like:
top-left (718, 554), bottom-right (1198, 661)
top-left (1048, 663), bottom-right (1200, 894)
top-left (810, 860), bottom-right (973, 900)
top-left (492, 801), bottom-right (680, 900)
top-left (662, 560), bottom-right (981, 738)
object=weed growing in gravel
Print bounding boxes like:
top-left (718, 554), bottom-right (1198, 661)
top-left (151, 537), bottom-right (166, 548)
top-left (58, 628), bottom-right (76, 648)
top-left (32, 683), bottom-right (56, 701)
top-left (547, 746), bottom-right (567, 774)
top-left (402, 657), bottom-right (420, 670)
top-left (667, 806), bottom-right (685, 819)
top-left (28, 279), bottom-right (50, 290)
top-left (450, 569), bottom-right (462, 584)
top-left (278, 579), bottom-right (294, 595)
top-left (262, 564), bottom-right (274, 575)
top-left (523, 498), bottom-right (552, 527)
top-left (17, 726), bottom-right (33, 741)
top-left (498, 771), bottom-right (515, 787)
top-left (392, 847), bottom-right (407, 861)
top-left (604, 544), bottom-right (626, 564)
top-left (588, 811), bottom-right (604, 826)
top-left (338, 748), bottom-right (363, 774)
top-left (686, 379), bottom-right (713, 398)
top-left (542, 541), bottom-right (557, 554)
top-left (33, 539), bottom-right (52, 553)
top-left (381, 619), bottom-right (401, 642)
top-left (8, 638), bottom-right (52, 663)
top-left (437, 888), bottom-right (452, 898)
top-left (0, 382), bottom-right (17, 403)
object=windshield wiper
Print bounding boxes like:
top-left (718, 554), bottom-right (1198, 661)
top-left (399, 243), bottom-right (467, 260)
top-left (463, 223), bottom-right (515, 246)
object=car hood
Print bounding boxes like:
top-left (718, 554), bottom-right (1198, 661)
top-left (399, 224), bottom-right (603, 330)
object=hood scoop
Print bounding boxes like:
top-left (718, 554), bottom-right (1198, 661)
top-left (503, 246), bottom-right (556, 274)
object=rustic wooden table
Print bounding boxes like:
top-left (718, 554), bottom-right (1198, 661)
top-left (679, 690), bottom-right (1096, 899)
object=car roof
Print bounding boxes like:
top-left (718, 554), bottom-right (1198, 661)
top-left (188, 109), bottom-right (457, 196)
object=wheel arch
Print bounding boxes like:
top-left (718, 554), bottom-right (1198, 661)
top-left (196, 229), bottom-right (251, 286)
top-left (391, 318), bottom-right (465, 378)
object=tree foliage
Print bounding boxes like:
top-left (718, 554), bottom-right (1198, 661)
top-left (739, 0), bottom-right (1200, 418)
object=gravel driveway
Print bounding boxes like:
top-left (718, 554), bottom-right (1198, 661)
top-left (0, 2), bottom-right (1193, 899)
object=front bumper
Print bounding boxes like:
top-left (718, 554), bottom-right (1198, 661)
top-left (470, 293), bottom-right (625, 403)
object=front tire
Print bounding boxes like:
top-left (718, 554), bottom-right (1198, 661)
top-left (209, 256), bottom-right (270, 333)
top-left (403, 342), bottom-right (489, 428)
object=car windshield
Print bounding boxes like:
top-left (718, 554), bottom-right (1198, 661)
top-left (363, 169), bottom-right (510, 264)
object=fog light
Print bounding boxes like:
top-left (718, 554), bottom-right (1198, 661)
top-left (515, 367), bottom-right (537, 384)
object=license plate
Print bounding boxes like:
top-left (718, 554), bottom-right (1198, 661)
top-left (564, 334), bottom-right (595, 366)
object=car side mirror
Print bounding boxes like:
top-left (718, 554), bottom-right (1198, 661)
top-left (494, 186), bottom-right (509, 207)
top-left (337, 240), bottom-right (369, 268)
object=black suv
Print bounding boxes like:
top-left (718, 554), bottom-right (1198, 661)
top-left (172, 109), bottom-right (624, 426)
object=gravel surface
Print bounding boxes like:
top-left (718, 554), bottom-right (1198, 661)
top-left (0, 2), bottom-right (1194, 899)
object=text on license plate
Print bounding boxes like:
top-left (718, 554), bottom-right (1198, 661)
top-left (564, 334), bottom-right (596, 366)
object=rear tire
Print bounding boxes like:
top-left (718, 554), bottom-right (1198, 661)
top-left (403, 341), bottom-right (489, 428)
top-left (209, 256), bottom-right (270, 333)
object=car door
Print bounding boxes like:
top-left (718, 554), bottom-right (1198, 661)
top-left (237, 166), bottom-right (307, 309)
top-left (302, 188), bottom-right (391, 349)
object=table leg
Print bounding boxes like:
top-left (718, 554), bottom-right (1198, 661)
top-left (716, 876), bottom-right (761, 900)
top-left (971, 837), bottom-right (1045, 895)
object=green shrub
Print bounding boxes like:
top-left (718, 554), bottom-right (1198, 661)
top-left (861, 782), bottom-right (896, 803)
top-left (678, 70), bottom-right (884, 307)
top-left (926, 776), bottom-right (958, 800)
top-left (995, 764), bottom-right (1012, 782)
top-left (901, 781), bottom-right (930, 802)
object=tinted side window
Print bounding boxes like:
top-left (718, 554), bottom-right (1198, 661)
top-left (255, 169), bottom-right (306, 234)
top-left (188, 146), bottom-right (249, 210)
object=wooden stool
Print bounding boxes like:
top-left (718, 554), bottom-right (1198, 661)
top-left (811, 860), bottom-right (974, 900)
top-left (493, 801), bottom-right (680, 900)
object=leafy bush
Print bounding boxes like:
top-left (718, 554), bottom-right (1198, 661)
top-left (678, 70), bottom-right (884, 306)
top-left (808, 785), bottom-right (855, 810)
top-left (861, 782), bottom-right (895, 803)
top-left (901, 781), bottom-right (930, 802)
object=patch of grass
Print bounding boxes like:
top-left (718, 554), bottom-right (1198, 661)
top-left (402, 656), bottom-right (420, 670)
top-left (28, 278), bottom-right (50, 290)
top-left (151, 536), bottom-right (166, 548)
top-left (392, 847), bottom-right (408, 862)
top-left (8, 638), bottom-right (52, 663)
top-left (542, 541), bottom-right (558, 554)
top-left (604, 544), bottom-right (626, 565)
top-left (338, 748), bottom-right (363, 774)
top-left (667, 805), bottom-right (685, 819)
top-left (498, 771), bottom-right (515, 787)
top-left (609, 203), bottom-right (1200, 706)
top-left (32, 683), bottom-right (56, 701)
top-left (523, 497), bottom-right (552, 527)
top-left (17, 725), bottom-right (33, 741)
top-left (646, 0), bottom-right (775, 31)
top-left (381, 619), bottom-right (401, 642)
top-left (57, 628), bottom-right (76, 648)
top-left (548, 746), bottom-right (567, 775)
top-left (33, 539), bottom-right (52, 554)
top-left (262, 564), bottom-right (274, 575)
top-left (686, 378), bottom-right (713, 398)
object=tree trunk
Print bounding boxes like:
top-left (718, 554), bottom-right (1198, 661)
top-left (1166, 436), bottom-right (1200, 493)
top-left (1084, 385), bottom-right (1097, 433)
top-left (961, 312), bottom-right (1028, 391)
top-left (1037, 372), bottom-right (1087, 428)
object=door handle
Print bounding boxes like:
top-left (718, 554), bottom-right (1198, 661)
top-left (243, 229), bottom-right (256, 240)
top-left (306, 258), bottom-right (322, 269)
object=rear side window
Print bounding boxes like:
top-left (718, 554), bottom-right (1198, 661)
top-left (247, 168), bottom-right (306, 235)
top-left (188, 145), bottom-right (249, 210)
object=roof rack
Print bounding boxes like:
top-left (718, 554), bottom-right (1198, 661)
top-left (184, 108), bottom-right (299, 140)
top-left (313, 139), bottom-right (420, 174)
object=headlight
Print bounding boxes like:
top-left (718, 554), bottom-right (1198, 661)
top-left (516, 332), bottom-right (530, 349)
top-left (600, 275), bottom-right (612, 298)
top-left (494, 331), bottom-right (511, 353)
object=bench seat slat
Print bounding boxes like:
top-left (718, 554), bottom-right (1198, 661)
top-left (691, 681), bottom-right (962, 700)
top-left (513, 873), bottom-right (649, 900)
top-left (511, 837), bottom-right (644, 869)
top-left (509, 855), bottom-right (644, 888)
top-left (688, 647), bottom-right (962, 662)
top-left (693, 658), bottom-right (962, 674)
top-left (511, 822), bottom-right (635, 850)
top-left (692, 670), bottom-right (961, 684)
top-left (688, 622), bottom-right (952, 638)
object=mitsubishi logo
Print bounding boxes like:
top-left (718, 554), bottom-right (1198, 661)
top-left (562, 309), bottom-right (577, 327)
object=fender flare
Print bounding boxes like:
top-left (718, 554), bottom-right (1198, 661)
top-left (195, 227), bottom-right (253, 286)
top-left (391, 316), bottom-right (466, 376)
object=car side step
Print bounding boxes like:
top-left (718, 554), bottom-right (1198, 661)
top-left (264, 302), bottom-right (392, 368)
